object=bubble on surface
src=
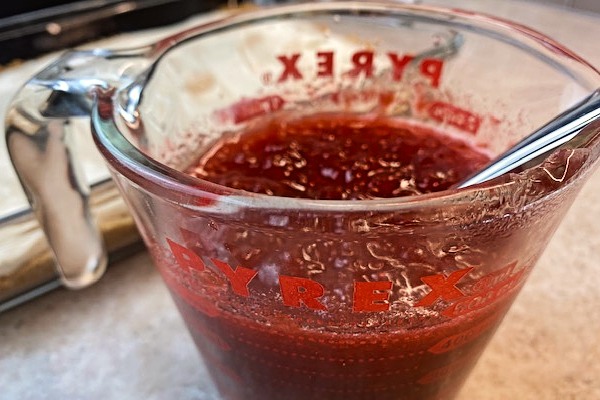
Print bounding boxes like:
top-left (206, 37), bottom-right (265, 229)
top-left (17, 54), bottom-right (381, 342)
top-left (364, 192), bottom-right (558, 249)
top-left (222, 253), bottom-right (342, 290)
top-left (257, 262), bottom-right (280, 286)
top-left (267, 214), bottom-right (290, 227)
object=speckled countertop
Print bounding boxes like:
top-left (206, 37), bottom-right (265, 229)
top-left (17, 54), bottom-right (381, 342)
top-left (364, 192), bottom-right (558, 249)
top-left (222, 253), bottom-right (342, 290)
top-left (1, 1), bottom-right (600, 399)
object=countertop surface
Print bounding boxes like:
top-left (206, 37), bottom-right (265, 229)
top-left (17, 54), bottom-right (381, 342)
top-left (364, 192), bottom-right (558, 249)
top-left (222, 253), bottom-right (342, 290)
top-left (2, 1), bottom-right (600, 399)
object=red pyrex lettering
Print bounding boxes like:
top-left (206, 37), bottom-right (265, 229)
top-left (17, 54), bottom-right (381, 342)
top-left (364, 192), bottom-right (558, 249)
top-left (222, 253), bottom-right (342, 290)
top-left (275, 50), bottom-right (444, 88)
top-left (166, 238), bottom-right (525, 318)
top-left (415, 267), bottom-right (474, 307)
top-left (216, 95), bottom-right (286, 124)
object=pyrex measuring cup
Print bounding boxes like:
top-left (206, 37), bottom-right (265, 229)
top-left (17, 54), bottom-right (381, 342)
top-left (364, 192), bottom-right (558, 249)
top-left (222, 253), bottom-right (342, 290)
top-left (6, 2), bottom-right (600, 399)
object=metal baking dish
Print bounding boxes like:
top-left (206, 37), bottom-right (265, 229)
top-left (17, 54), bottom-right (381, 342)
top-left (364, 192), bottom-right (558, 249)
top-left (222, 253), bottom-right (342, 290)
top-left (0, 0), bottom-right (231, 312)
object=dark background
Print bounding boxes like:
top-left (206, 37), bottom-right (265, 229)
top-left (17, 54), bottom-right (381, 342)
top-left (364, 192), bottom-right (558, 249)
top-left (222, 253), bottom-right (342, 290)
top-left (1, 0), bottom-right (85, 18)
top-left (0, 0), bottom-right (229, 19)
top-left (0, 0), bottom-right (231, 63)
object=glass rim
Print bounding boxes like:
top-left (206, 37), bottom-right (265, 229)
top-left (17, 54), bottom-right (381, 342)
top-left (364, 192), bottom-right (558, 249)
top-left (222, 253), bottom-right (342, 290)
top-left (92, 1), bottom-right (600, 213)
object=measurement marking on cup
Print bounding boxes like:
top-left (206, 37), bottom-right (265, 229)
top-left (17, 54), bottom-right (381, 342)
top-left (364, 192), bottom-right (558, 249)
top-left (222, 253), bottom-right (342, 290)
top-left (426, 101), bottom-right (481, 134)
top-left (417, 353), bottom-right (473, 385)
top-left (229, 315), bottom-right (428, 349)
top-left (442, 262), bottom-right (526, 319)
top-left (427, 315), bottom-right (497, 354)
top-left (238, 349), bottom-right (422, 378)
top-left (233, 333), bottom-right (425, 363)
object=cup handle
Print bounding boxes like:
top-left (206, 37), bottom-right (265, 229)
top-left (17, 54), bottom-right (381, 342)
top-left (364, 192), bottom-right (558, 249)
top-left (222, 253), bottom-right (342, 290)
top-left (5, 49), bottom-right (149, 289)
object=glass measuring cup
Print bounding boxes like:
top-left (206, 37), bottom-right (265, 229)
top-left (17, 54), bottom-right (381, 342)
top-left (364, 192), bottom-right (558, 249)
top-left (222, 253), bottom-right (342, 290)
top-left (6, 2), bottom-right (600, 399)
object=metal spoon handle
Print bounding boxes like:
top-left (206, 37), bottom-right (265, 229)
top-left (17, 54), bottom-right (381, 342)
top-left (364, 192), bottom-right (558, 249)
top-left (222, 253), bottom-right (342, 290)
top-left (457, 89), bottom-right (600, 188)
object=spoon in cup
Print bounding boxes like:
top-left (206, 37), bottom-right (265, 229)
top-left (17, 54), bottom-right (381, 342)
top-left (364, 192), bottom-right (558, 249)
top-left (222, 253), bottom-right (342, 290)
top-left (457, 89), bottom-right (600, 188)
